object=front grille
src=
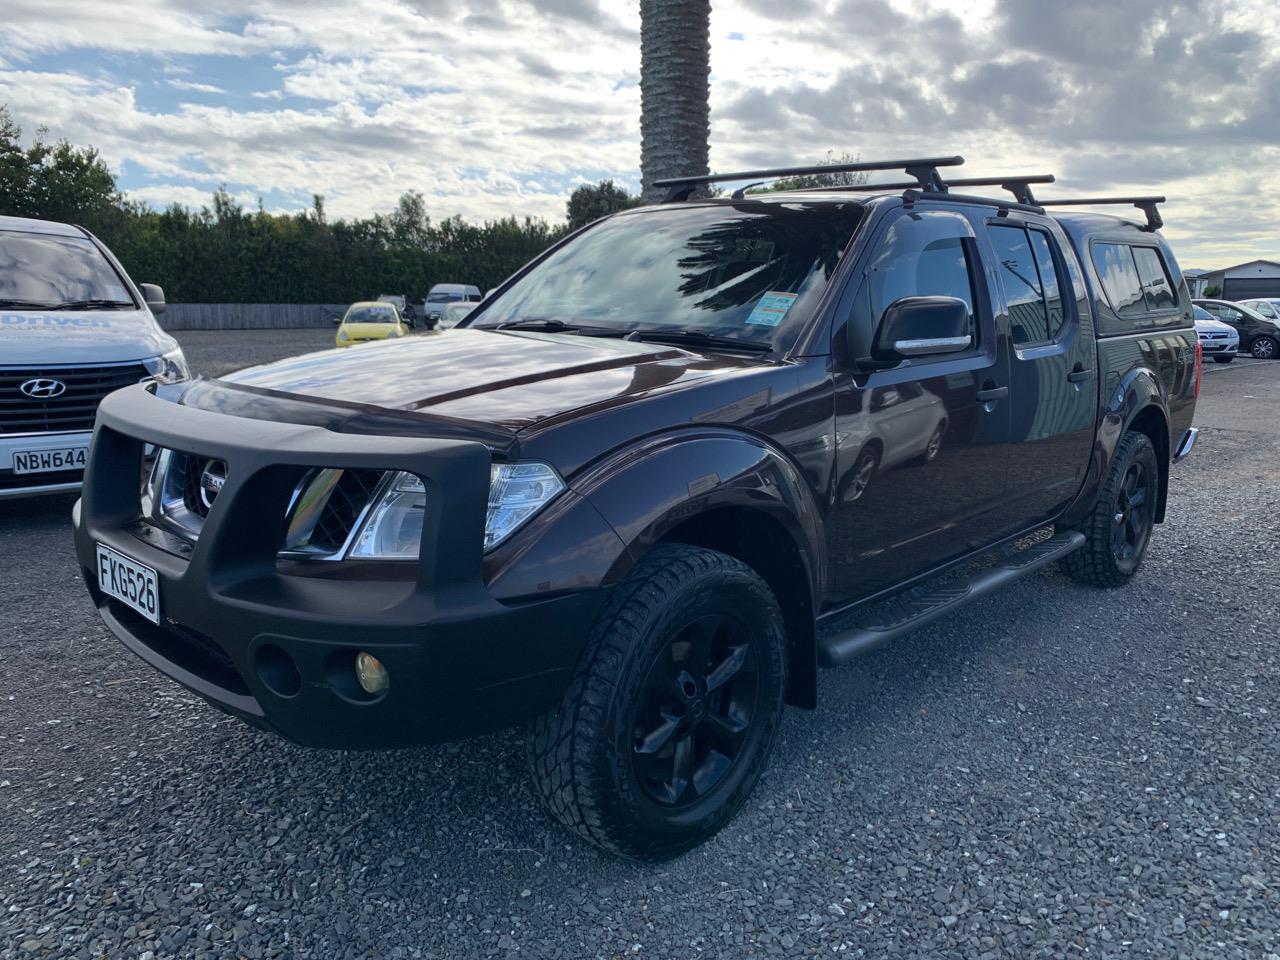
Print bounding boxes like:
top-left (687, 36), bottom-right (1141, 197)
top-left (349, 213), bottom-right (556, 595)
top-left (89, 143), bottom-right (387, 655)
top-left (151, 449), bottom-right (386, 559)
top-left (0, 362), bottom-right (148, 435)
top-left (172, 453), bottom-right (227, 519)
top-left (306, 469), bottom-right (384, 551)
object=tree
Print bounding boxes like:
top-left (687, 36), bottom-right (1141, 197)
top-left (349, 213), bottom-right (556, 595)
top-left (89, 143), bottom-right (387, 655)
top-left (566, 179), bottom-right (639, 230)
top-left (767, 151), bottom-right (869, 191)
top-left (639, 0), bottom-right (711, 203)
top-left (1203, 284), bottom-right (1222, 298)
top-left (0, 105), bottom-right (119, 227)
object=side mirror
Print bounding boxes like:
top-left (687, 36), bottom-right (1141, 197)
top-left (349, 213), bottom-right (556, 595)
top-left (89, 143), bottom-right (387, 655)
top-left (872, 296), bottom-right (971, 361)
top-left (139, 283), bottom-right (166, 316)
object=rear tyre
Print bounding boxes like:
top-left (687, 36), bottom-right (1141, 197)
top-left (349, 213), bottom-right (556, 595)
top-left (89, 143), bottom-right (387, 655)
top-left (1213, 355), bottom-right (1234, 364)
top-left (527, 544), bottom-right (787, 861)
top-left (1251, 336), bottom-right (1278, 360)
top-left (1060, 431), bottom-right (1160, 587)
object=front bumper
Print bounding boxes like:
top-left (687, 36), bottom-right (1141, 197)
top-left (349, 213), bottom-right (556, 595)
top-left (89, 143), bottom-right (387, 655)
top-left (73, 385), bottom-right (604, 749)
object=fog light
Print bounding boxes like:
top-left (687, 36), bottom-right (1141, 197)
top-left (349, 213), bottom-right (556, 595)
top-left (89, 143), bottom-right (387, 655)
top-left (355, 651), bottom-right (389, 695)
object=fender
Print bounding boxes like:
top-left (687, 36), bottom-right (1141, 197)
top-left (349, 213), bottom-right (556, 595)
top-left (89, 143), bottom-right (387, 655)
top-left (572, 428), bottom-right (824, 587)
top-left (1061, 362), bottom-right (1170, 528)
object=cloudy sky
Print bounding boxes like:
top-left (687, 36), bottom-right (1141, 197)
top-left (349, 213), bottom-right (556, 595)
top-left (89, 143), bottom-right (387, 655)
top-left (2, 0), bottom-right (1278, 267)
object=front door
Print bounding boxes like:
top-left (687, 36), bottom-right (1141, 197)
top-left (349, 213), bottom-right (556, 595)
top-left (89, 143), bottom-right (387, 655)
top-left (826, 206), bottom-right (1014, 605)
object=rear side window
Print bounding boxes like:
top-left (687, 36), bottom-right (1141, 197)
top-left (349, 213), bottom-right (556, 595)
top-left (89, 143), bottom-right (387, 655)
top-left (1092, 243), bottom-right (1146, 319)
top-left (987, 223), bottom-right (1070, 345)
top-left (1132, 246), bottom-right (1176, 311)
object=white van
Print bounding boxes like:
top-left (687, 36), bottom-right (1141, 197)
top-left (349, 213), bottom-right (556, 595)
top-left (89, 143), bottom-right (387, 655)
top-left (0, 215), bottom-right (189, 499)
top-left (423, 282), bottom-right (482, 327)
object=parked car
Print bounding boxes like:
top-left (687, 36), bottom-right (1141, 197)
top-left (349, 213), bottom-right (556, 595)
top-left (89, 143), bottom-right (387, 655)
top-left (1238, 298), bottom-right (1280, 321)
top-left (436, 301), bottom-right (477, 329)
top-left (1193, 298), bottom-right (1280, 359)
top-left (72, 159), bottom-right (1197, 860)
top-left (423, 283), bottom-right (482, 327)
top-left (1193, 305), bottom-right (1239, 363)
top-left (335, 301), bottom-right (409, 347)
top-left (0, 214), bottom-right (188, 500)
top-left (377, 293), bottom-right (416, 327)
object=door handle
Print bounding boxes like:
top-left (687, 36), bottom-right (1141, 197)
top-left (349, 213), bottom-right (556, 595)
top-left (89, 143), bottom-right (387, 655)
top-left (1067, 364), bottom-right (1091, 383)
top-left (975, 385), bottom-right (1008, 402)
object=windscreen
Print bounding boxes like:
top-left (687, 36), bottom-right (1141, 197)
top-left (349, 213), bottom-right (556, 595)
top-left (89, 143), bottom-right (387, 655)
top-left (0, 230), bottom-right (133, 307)
top-left (346, 305), bottom-right (398, 324)
top-left (427, 292), bottom-right (462, 303)
top-left (471, 201), bottom-right (864, 349)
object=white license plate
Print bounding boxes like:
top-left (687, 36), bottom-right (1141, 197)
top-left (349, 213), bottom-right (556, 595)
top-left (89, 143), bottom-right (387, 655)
top-left (96, 543), bottom-right (160, 624)
top-left (12, 446), bottom-right (88, 475)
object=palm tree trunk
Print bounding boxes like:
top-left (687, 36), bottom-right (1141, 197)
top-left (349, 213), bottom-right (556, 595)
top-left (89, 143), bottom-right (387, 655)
top-left (639, 0), bottom-right (712, 203)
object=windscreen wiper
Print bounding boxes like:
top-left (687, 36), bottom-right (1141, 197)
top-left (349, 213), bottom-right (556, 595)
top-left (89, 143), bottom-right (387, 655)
top-left (627, 328), bottom-right (773, 353)
top-left (48, 299), bottom-right (135, 310)
top-left (0, 298), bottom-right (58, 309)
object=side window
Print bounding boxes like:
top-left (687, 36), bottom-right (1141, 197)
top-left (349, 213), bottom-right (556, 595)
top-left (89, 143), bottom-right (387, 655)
top-left (1028, 229), bottom-right (1068, 340)
top-left (987, 224), bottom-right (1048, 344)
top-left (1091, 243), bottom-right (1146, 319)
top-left (1132, 246), bottom-right (1176, 311)
top-left (857, 210), bottom-right (980, 349)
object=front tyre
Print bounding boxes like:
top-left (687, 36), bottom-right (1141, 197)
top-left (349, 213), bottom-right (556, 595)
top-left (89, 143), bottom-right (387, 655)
top-left (1060, 431), bottom-right (1160, 587)
top-left (527, 544), bottom-right (787, 860)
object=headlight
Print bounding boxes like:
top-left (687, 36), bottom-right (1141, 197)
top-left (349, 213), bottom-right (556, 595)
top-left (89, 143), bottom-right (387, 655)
top-left (338, 329), bottom-right (350, 340)
top-left (485, 462), bottom-right (565, 549)
top-left (349, 472), bottom-right (426, 559)
top-left (346, 462), bottom-right (565, 559)
top-left (142, 348), bottom-right (190, 383)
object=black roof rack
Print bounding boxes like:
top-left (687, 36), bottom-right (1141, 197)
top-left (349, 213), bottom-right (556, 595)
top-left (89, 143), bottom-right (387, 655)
top-left (653, 155), bottom-right (965, 203)
top-left (1036, 196), bottom-right (1166, 232)
top-left (804, 174), bottom-right (1056, 205)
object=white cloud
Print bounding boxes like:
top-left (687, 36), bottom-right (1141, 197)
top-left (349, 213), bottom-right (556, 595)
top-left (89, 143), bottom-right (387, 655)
top-left (0, 0), bottom-right (1277, 263)
top-left (165, 79), bottom-right (226, 94)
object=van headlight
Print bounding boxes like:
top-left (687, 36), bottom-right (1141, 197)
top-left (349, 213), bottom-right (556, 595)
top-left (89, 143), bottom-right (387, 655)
top-left (347, 462), bottom-right (565, 559)
top-left (142, 348), bottom-right (190, 383)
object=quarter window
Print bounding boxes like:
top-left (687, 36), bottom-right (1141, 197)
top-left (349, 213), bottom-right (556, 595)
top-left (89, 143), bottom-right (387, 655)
top-left (1028, 230), bottom-right (1067, 339)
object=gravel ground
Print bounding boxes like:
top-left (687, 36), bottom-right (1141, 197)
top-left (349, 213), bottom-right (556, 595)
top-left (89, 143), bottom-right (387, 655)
top-left (2, 342), bottom-right (1278, 959)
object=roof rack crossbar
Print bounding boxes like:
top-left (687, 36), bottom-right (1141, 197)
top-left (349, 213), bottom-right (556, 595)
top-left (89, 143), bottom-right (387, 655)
top-left (1037, 196), bottom-right (1166, 232)
top-left (654, 155), bottom-right (965, 202)
top-left (804, 173), bottom-right (1056, 205)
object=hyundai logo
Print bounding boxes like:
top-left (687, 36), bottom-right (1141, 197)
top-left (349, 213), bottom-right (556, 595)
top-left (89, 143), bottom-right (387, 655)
top-left (19, 378), bottom-right (67, 399)
top-left (199, 460), bottom-right (227, 511)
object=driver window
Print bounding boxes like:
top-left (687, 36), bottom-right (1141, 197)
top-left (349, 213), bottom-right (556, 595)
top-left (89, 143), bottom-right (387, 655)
top-left (852, 210), bottom-right (980, 351)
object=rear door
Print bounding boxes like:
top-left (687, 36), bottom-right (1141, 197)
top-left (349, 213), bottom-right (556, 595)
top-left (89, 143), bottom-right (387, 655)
top-left (826, 204), bottom-right (1014, 604)
top-left (980, 215), bottom-right (1097, 522)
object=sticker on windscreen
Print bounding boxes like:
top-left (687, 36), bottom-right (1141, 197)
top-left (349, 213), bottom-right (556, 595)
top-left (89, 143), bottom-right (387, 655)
top-left (744, 291), bottom-right (798, 327)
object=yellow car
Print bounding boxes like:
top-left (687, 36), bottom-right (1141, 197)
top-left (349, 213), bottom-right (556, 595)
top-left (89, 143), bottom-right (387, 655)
top-left (335, 301), bottom-right (409, 347)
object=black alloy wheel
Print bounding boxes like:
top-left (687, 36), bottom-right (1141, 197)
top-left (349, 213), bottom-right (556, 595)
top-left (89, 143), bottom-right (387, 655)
top-left (1111, 460), bottom-right (1152, 565)
top-left (632, 612), bottom-right (759, 807)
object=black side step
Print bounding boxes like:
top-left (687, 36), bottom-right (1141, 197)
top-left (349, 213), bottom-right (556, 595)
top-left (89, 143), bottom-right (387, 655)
top-left (816, 530), bottom-right (1086, 667)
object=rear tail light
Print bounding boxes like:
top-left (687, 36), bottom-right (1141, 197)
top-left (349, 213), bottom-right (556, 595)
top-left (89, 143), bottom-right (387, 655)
top-left (1194, 339), bottom-right (1203, 399)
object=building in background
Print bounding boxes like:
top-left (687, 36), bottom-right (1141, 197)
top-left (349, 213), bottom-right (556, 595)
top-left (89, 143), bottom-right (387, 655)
top-left (1195, 259), bottom-right (1280, 300)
